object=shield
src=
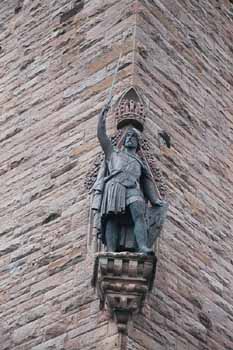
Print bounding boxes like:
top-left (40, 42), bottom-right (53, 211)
top-left (147, 202), bottom-right (169, 248)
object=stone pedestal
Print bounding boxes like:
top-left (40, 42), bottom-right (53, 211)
top-left (92, 252), bottom-right (157, 334)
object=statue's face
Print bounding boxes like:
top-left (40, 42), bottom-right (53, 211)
top-left (124, 129), bottom-right (139, 150)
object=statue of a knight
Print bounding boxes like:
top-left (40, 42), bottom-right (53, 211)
top-left (91, 96), bottom-right (168, 256)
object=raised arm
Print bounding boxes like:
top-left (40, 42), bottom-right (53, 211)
top-left (97, 101), bottom-right (113, 160)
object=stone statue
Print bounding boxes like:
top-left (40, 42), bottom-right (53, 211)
top-left (91, 98), bottom-right (168, 255)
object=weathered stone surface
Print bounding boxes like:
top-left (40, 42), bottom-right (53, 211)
top-left (0, 0), bottom-right (233, 349)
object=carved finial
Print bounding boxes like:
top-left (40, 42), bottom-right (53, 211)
top-left (114, 87), bottom-right (146, 132)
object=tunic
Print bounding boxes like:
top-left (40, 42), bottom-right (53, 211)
top-left (100, 150), bottom-right (145, 217)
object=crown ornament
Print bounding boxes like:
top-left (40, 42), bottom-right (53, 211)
top-left (114, 87), bottom-right (146, 132)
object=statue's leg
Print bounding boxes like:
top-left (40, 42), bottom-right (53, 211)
top-left (105, 217), bottom-right (120, 252)
top-left (128, 201), bottom-right (153, 255)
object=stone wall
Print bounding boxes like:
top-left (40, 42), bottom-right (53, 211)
top-left (0, 1), bottom-right (233, 350)
top-left (129, 1), bottom-right (233, 349)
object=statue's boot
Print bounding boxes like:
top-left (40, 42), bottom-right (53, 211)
top-left (138, 246), bottom-right (154, 256)
top-left (135, 229), bottom-right (153, 255)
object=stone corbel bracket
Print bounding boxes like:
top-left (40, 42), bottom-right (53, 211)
top-left (92, 252), bottom-right (157, 334)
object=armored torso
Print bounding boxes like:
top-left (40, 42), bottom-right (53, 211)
top-left (99, 149), bottom-right (145, 217)
top-left (107, 149), bottom-right (142, 188)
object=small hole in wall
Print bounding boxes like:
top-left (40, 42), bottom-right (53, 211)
top-left (158, 130), bottom-right (171, 148)
top-left (42, 212), bottom-right (61, 225)
top-left (15, 0), bottom-right (24, 14)
top-left (60, 0), bottom-right (84, 23)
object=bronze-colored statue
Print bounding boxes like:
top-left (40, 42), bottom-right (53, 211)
top-left (91, 96), bottom-right (168, 255)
